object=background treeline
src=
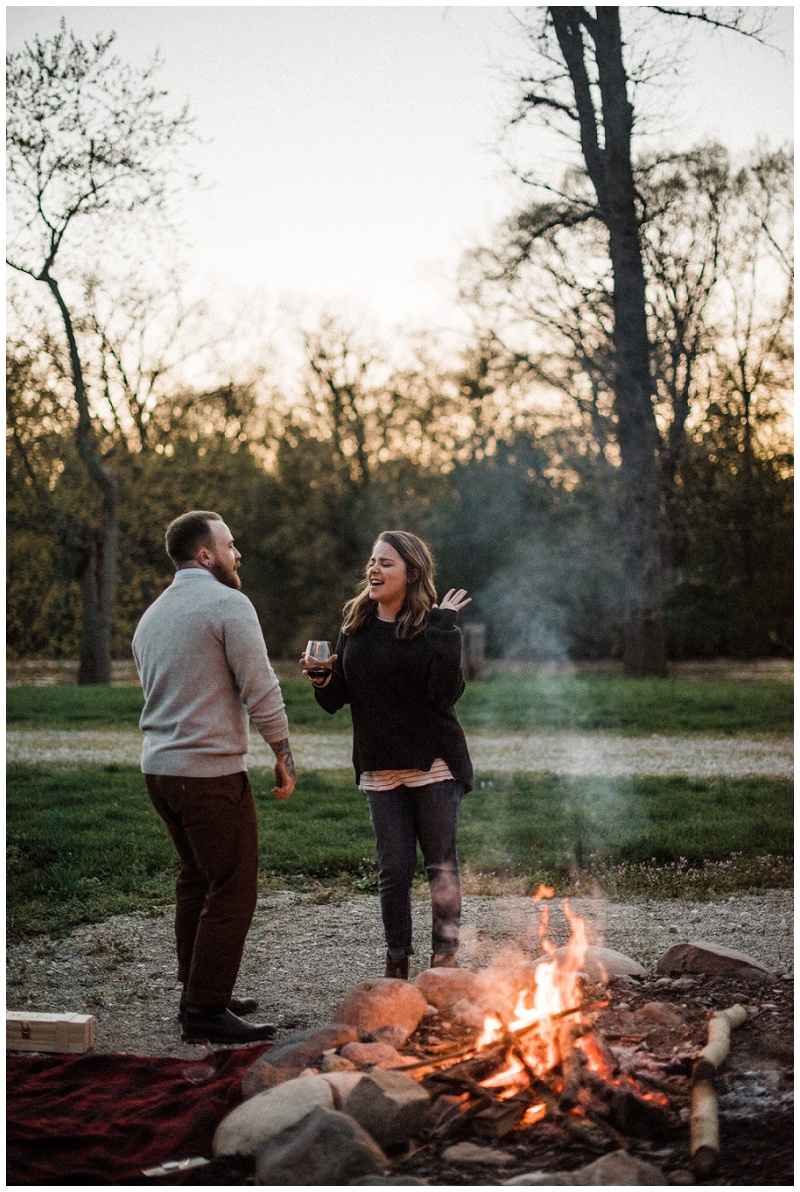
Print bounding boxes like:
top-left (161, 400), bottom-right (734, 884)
top-left (5, 24), bottom-right (792, 670)
top-left (7, 161), bottom-right (793, 665)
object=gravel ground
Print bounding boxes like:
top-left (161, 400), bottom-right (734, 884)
top-left (6, 888), bottom-right (792, 1059)
top-left (6, 728), bottom-right (794, 776)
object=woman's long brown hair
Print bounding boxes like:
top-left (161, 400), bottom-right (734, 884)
top-left (341, 530), bottom-right (437, 640)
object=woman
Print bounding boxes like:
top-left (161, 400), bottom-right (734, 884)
top-left (301, 531), bottom-right (473, 979)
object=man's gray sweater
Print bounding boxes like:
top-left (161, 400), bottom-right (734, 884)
top-left (132, 568), bottom-right (289, 777)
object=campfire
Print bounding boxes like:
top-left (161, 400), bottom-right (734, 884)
top-left (412, 886), bottom-right (678, 1148)
top-left (212, 885), bottom-right (779, 1186)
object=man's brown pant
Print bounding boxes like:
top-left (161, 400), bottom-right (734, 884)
top-left (145, 772), bottom-right (259, 1010)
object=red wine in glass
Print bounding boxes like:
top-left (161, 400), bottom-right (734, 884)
top-left (306, 640), bottom-right (331, 679)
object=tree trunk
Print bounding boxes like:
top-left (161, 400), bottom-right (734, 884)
top-left (44, 272), bottom-right (118, 684)
top-left (550, 6), bottom-right (667, 675)
top-left (739, 382), bottom-right (756, 588)
top-left (606, 217), bottom-right (667, 677)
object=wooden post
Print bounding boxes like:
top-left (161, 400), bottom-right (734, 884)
top-left (462, 624), bottom-right (486, 681)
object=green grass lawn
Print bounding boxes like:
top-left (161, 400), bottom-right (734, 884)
top-left (7, 764), bottom-right (792, 938)
top-left (6, 673), bottom-right (794, 734)
top-left (7, 673), bottom-right (792, 940)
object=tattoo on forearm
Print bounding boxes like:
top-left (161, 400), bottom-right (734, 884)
top-left (272, 739), bottom-right (296, 779)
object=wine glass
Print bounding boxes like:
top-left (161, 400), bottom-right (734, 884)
top-left (305, 640), bottom-right (332, 679)
top-left (181, 1042), bottom-right (216, 1084)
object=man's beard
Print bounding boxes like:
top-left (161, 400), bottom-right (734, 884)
top-left (210, 560), bottom-right (242, 590)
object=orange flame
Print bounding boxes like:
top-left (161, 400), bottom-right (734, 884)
top-left (521, 1103), bottom-right (547, 1126)
top-left (477, 888), bottom-right (590, 1096)
top-left (465, 889), bottom-right (667, 1127)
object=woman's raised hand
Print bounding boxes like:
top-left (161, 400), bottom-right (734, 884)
top-left (436, 588), bottom-right (472, 613)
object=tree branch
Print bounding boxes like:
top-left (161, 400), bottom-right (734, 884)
top-left (650, 7), bottom-right (776, 48)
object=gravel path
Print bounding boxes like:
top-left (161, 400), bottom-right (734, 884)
top-left (6, 889), bottom-right (793, 1059)
top-left (7, 729), bottom-right (793, 777)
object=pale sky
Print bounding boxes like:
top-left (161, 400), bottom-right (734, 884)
top-left (6, 4), bottom-right (795, 342)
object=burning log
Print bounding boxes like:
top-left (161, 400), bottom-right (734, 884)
top-left (397, 1000), bottom-right (603, 1077)
top-left (557, 1022), bottom-right (583, 1110)
top-left (581, 1069), bottom-right (676, 1140)
top-left (471, 1092), bottom-right (536, 1139)
top-left (690, 1004), bottom-right (747, 1177)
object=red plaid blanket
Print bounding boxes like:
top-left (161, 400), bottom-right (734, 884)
top-left (6, 1047), bottom-right (268, 1185)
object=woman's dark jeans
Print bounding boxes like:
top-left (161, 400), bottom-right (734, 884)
top-left (367, 779), bottom-right (464, 959)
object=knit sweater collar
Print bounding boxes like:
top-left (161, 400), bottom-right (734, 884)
top-left (172, 568), bottom-right (219, 583)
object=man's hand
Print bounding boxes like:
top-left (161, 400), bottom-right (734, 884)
top-left (271, 739), bottom-right (296, 800)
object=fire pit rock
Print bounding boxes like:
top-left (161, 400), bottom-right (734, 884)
top-left (503, 1147), bottom-right (667, 1185)
top-left (254, 1103), bottom-right (389, 1186)
top-left (415, 966), bottom-right (517, 1023)
top-left (214, 1070), bottom-right (362, 1157)
top-left (335, 977), bottom-right (428, 1037)
top-left (340, 1040), bottom-right (417, 1069)
top-left (344, 1068), bottom-right (431, 1150)
top-left (241, 1024), bottom-right (358, 1098)
top-left (215, 1072), bottom-right (336, 1157)
top-left (415, 966), bottom-right (491, 1008)
top-left (656, 940), bottom-right (776, 980)
top-left (533, 945), bottom-right (648, 983)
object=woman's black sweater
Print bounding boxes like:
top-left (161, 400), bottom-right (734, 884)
top-left (313, 606), bottom-right (473, 792)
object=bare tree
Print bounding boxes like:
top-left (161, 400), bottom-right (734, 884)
top-left (708, 149), bottom-right (793, 586)
top-left (6, 21), bottom-right (195, 682)
top-left (497, 5), bottom-right (775, 675)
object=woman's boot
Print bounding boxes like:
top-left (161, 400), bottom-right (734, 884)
top-left (384, 953), bottom-right (410, 979)
top-left (431, 952), bottom-right (460, 969)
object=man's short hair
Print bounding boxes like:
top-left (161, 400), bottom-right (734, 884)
top-left (165, 511), bottom-right (223, 566)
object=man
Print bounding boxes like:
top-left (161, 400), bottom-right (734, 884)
top-left (132, 510), bottom-right (296, 1045)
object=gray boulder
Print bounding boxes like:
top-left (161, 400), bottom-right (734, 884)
top-left (214, 1073), bottom-right (335, 1157)
top-left (344, 1068), bottom-right (430, 1150)
top-left (536, 945), bottom-right (647, 982)
top-left (656, 940), bottom-right (775, 979)
top-left (320, 1071), bottom-right (367, 1105)
top-left (255, 1104), bottom-right (387, 1186)
top-left (367, 1023), bottom-right (413, 1048)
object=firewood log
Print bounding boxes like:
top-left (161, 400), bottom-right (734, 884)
top-left (693, 1003), bottom-right (747, 1083)
top-left (690, 1004), bottom-right (747, 1176)
top-left (690, 1079), bottom-right (720, 1177)
top-left (558, 1023), bottom-right (583, 1110)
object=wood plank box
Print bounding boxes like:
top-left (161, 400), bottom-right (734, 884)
top-left (6, 1011), bottom-right (95, 1054)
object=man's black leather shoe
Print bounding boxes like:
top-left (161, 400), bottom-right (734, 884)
top-left (229, 996), bottom-right (259, 1016)
top-left (178, 994), bottom-right (259, 1019)
top-left (181, 1007), bottom-right (276, 1045)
